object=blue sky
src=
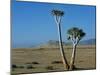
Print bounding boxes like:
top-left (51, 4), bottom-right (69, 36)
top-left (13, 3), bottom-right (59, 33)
top-left (12, 0), bottom-right (96, 48)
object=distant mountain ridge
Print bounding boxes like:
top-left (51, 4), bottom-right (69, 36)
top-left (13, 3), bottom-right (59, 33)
top-left (40, 38), bottom-right (96, 47)
top-left (13, 38), bottom-right (96, 48)
top-left (79, 38), bottom-right (96, 45)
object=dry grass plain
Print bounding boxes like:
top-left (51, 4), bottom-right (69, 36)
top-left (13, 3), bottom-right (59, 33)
top-left (11, 45), bottom-right (96, 74)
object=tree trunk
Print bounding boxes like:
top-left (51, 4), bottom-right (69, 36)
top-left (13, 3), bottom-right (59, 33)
top-left (69, 44), bottom-right (77, 70)
top-left (57, 23), bottom-right (69, 70)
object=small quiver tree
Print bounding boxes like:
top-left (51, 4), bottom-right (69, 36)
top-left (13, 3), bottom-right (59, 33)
top-left (67, 27), bottom-right (86, 70)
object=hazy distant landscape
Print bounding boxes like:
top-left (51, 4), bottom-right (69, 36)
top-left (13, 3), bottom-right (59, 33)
top-left (12, 38), bottom-right (96, 48)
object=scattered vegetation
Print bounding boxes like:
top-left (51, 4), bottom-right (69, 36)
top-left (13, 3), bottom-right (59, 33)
top-left (51, 60), bottom-right (63, 64)
top-left (12, 45), bottom-right (96, 73)
top-left (12, 64), bottom-right (18, 68)
top-left (12, 64), bottom-right (25, 69)
top-left (32, 61), bottom-right (39, 64)
top-left (11, 73), bottom-right (18, 75)
top-left (18, 65), bottom-right (24, 68)
top-left (26, 64), bottom-right (35, 69)
top-left (45, 66), bottom-right (54, 70)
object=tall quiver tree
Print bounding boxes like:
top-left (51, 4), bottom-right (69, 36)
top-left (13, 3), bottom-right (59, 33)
top-left (67, 27), bottom-right (86, 70)
top-left (52, 10), bottom-right (69, 70)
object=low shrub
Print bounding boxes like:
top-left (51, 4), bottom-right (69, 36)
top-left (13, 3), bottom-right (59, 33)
top-left (32, 61), bottom-right (39, 64)
top-left (51, 60), bottom-right (63, 64)
top-left (45, 66), bottom-right (54, 70)
top-left (26, 65), bottom-right (35, 69)
top-left (12, 64), bottom-right (17, 68)
top-left (18, 65), bottom-right (24, 68)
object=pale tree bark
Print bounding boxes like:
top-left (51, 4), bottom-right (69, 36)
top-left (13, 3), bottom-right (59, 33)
top-left (69, 44), bottom-right (77, 70)
top-left (54, 16), bottom-right (69, 70)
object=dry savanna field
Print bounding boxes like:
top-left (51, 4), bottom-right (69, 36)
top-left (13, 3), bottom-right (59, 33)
top-left (11, 45), bottom-right (96, 74)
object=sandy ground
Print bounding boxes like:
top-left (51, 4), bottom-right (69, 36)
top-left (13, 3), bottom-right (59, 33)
top-left (11, 45), bottom-right (96, 74)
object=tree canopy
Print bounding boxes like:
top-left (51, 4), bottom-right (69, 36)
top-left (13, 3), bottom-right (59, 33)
top-left (67, 27), bottom-right (86, 45)
top-left (52, 10), bottom-right (64, 16)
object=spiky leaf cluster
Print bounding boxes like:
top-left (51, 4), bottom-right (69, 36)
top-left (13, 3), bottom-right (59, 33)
top-left (67, 27), bottom-right (85, 44)
top-left (52, 10), bottom-right (64, 16)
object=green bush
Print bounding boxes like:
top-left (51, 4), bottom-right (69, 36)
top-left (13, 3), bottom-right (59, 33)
top-left (18, 65), bottom-right (24, 68)
top-left (45, 66), bottom-right (54, 70)
top-left (26, 65), bottom-right (35, 69)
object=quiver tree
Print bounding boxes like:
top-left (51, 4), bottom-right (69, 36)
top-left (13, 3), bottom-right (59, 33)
top-left (51, 9), bottom-right (69, 70)
top-left (67, 27), bottom-right (86, 70)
